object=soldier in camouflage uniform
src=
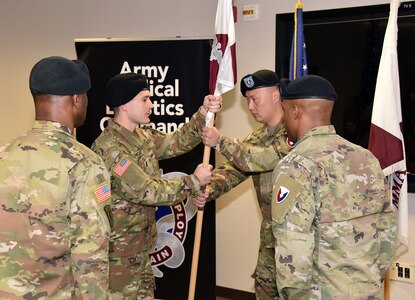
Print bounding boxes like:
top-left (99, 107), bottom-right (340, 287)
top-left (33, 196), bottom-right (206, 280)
top-left (200, 70), bottom-right (292, 300)
top-left (271, 75), bottom-right (397, 299)
top-left (91, 72), bottom-right (220, 299)
top-left (0, 56), bottom-right (112, 299)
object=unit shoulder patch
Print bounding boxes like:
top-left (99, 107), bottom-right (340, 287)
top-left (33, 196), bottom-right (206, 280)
top-left (286, 137), bottom-right (297, 148)
top-left (272, 172), bottom-right (303, 224)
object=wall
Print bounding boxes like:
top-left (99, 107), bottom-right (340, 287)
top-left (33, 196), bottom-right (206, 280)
top-left (0, 0), bottom-right (414, 297)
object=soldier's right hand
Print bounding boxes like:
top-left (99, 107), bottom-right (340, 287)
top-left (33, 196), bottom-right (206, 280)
top-left (194, 163), bottom-right (213, 185)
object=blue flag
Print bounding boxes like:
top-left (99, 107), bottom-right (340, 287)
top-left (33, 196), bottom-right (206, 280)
top-left (289, 1), bottom-right (308, 80)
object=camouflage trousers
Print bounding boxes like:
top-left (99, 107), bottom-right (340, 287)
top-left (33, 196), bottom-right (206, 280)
top-left (109, 252), bottom-right (155, 300)
top-left (251, 243), bottom-right (279, 300)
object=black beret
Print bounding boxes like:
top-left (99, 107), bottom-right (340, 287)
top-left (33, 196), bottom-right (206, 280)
top-left (105, 73), bottom-right (149, 108)
top-left (29, 56), bottom-right (91, 95)
top-left (240, 69), bottom-right (279, 97)
top-left (280, 75), bottom-right (337, 101)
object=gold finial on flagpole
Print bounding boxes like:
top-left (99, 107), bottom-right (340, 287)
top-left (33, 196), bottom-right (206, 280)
top-left (295, 0), bottom-right (304, 9)
top-left (295, 0), bottom-right (304, 12)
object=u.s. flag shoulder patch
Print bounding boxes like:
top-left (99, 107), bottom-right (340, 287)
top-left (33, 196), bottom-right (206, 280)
top-left (113, 157), bottom-right (131, 177)
top-left (272, 172), bottom-right (302, 224)
top-left (93, 184), bottom-right (111, 203)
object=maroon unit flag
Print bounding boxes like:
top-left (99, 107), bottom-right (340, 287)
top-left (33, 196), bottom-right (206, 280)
top-left (368, 0), bottom-right (408, 256)
top-left (209, 0), bottom-right (237, 96)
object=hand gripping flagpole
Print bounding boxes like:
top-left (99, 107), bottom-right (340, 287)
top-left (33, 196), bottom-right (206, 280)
top-left (188, 110), bottom-right (215, 300)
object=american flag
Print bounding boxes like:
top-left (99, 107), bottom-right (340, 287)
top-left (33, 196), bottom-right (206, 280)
top-left (114, 158), bottom-right (132, 177)
top-left (93, 184), bottom-right (111, 203)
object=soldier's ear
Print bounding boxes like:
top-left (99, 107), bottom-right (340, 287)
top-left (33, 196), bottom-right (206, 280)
top-left (71, 94), bottom-right (81, 110)
top-left (292, 104), bottom-right (300, 120)
top-left (273, 89), bottom-right (281, 102)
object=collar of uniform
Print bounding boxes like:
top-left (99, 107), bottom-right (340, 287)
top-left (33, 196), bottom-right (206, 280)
top-left (33, 120), bottom-right (72, 136)
top-left (108, 119), bottom-right (143, 147)
top-left (257, 121), bottom-right (285, 143)
top-left (297, 125), bottom-right (336, 145)
top-left (266, 121), bottom-right (285, 135)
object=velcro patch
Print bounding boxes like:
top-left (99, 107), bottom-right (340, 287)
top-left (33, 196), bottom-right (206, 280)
top-left (93, 184), bottom-right (111, 203)
top-left (272, 173), bottom-right (303, 224)
top-left (95, 173), bottom-right (106, 185)
top-left (113, 157), bottom-right (132, 177)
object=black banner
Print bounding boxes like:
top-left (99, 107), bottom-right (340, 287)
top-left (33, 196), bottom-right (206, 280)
top-left (75, 39), bottom-right (215, 300)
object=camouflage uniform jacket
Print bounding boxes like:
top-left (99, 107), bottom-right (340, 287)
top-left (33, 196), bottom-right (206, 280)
top-left (271, 125), bottom-right (397, 300)
top-left (210, 121), bottom-right (291, 247)
top-left (91, 108), bottom-right (205, 298)
top-left (0, 120), bottom-right (112, 300)
top-left (208, 122), bottom-right (291, 299)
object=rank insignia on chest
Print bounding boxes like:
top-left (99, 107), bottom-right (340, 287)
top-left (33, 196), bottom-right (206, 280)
top-left (93, 184), bottom-right (111, 203)
top-left (276, 186), bottom-right (290, 203)
top-left (114, 157), bottom-right (132, 176)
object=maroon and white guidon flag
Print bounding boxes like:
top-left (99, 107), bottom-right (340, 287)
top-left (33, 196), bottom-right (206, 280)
top-left (209, 0), bottom-right (237, 96)
top-left (368, 0), bottom-right (408, 256)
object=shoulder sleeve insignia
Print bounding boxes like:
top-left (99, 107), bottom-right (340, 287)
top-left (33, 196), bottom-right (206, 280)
top-left (286, 137), bottom-right (297, 148)
top-left (93, 184), bottom-right (111, 203)
top-left (276, 185), bottom-right (290, 203)
top-left (272, 172), bottom-right (303, 224)
top-left (113, 157), bottom-right (132, 176)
